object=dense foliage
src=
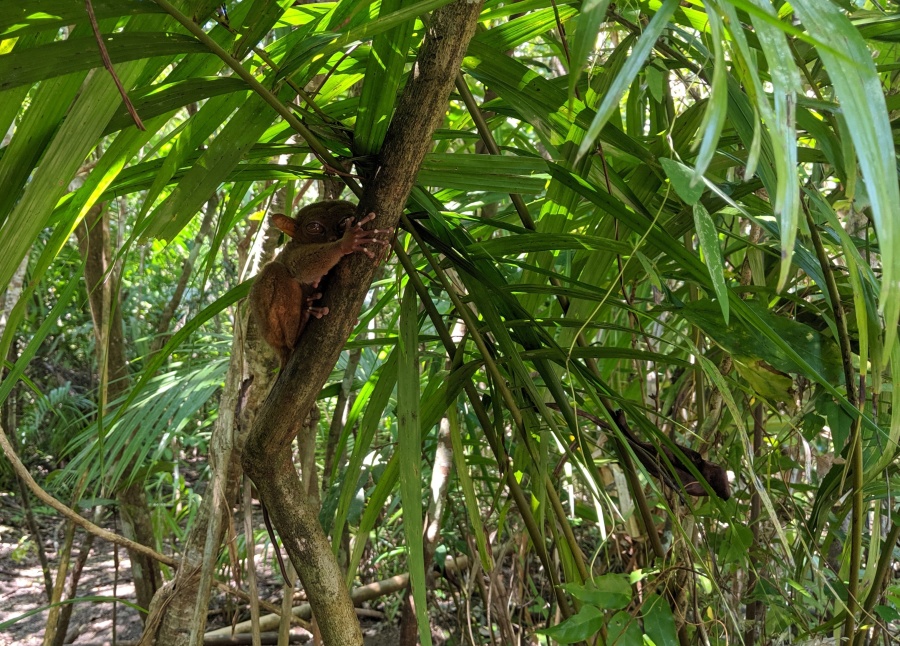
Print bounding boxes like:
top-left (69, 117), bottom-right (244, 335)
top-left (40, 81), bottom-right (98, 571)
top-left (1, 0), bottom-right (899, 644)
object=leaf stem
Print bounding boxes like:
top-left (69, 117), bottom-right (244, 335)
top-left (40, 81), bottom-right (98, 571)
top-left (805, 205), bottom-right (862, 645)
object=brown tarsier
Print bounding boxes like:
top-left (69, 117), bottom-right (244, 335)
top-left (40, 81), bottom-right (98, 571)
top-left (250, 200), bottom-right (390, 368)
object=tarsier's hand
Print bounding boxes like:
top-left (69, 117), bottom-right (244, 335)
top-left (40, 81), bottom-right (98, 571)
top-left (339, 212), bottom-right (392, 259)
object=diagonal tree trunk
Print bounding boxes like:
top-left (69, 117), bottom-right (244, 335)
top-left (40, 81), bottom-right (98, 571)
top-left (241, 2), bottom-right (484, 643)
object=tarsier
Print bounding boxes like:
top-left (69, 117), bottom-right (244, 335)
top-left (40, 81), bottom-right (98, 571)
top-left (249, 200), bottom-right (390, 582)
top-left (250, 200), bottom-right (390, 368)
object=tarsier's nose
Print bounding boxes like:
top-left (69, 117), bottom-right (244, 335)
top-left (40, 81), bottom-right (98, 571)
top-left (328, 235), bottom-right (337, 242)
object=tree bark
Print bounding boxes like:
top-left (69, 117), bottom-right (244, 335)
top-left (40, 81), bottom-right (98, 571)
top-left (143, 205), bottom-right (284, 646)
top-left (76, 205), bottom-right (162, 618)
top-left (241, 2), bottom-right (484, 643)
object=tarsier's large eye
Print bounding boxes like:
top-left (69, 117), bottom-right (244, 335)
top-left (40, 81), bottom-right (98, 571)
top-left (305, 222), bottom-right (325, 235)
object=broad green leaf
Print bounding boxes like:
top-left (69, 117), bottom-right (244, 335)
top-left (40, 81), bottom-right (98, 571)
top-left (720, 524), bottom-right (754, 565)
top-left (538, 604), bottom-right (604, 643)
top-left (0, 33), bottom-right (206, 91)
top-left (397, 280), bottom-right (431, 646)
top-left (104, 77), bottom-right (249, 136)
top-left (791, 0), bottom-right (900, 354)
top-left (575, 0), bottom-right (678, 160)
top-left (417, 153), bottom-right (549, 194)
top-left (607, 610), bottom-right (643, 646)
top-left (642, 594), bottom-right (678, 646)
top-left (660, 158), bottom-right (703, 205)
top-left (0, 31), bottom-right (55, 143)
top-left (562, 573), bottom-right (631, 610)
top-left (680, 299), bottom-right (841, 383)
top-left (692, 202), bottom-right (729, 324)
top-left (475, 6), bottom-right (578, 52)
top-left (732, 358), bottom-right (793, 405)
top-left (0, 0), bottom-right (165, 38)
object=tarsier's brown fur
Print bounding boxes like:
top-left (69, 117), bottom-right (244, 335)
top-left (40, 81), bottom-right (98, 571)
top-left (250, 200), bottom-right (389, 368)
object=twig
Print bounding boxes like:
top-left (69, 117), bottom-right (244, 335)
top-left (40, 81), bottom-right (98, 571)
top-left (85, 0), bottom-right (145, 131)
top-left (0, 422), bottom-right (177, 567)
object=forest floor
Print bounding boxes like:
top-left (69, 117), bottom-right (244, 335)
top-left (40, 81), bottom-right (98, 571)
top-left (0, 491), bottom-right (403, 646)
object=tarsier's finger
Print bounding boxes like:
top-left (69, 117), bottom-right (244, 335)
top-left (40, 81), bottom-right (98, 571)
top-left (355, 212), bottom-right (376, 227)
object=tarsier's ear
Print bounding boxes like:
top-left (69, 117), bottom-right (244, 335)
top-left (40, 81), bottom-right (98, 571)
top-left (271, 213), bottom-right (298, 239)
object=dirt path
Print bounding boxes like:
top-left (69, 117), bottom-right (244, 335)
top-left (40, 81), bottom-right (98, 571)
top-left (1, 498), bottom-right (145, 646)
top-left (0, 497), bottom-right (402, 646)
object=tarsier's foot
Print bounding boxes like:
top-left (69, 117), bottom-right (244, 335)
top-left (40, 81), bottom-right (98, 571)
top-left (341, 212), bottom-right (392, 259)
top-left (308, 306), bottom-right (329, 319)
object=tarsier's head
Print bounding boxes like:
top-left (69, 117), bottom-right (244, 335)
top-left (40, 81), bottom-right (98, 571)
top-left (271, 200), bottom-right (357, 244)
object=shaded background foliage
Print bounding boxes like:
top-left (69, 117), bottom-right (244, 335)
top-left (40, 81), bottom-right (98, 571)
top-left (1, 0), bottom-right (899, 644)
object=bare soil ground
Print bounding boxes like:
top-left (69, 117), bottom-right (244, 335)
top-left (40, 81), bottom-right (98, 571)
top-left (0, 493), bottom-right (403, 646)
top-left (0, 494), bottom-right (143, 645)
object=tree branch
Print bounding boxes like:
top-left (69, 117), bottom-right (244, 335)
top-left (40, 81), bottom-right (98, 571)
top-left (241, 2), bottom-right (484, 644)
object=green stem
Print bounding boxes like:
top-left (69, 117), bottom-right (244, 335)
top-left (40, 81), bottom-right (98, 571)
top-left (806, 207), bottom-right (862, 645)
top-left (862, 521), bottom-right (900, 618)
top-left (455, 70), bottom-right (668, 566)
top-left (393, 241), bottom-right (575, 619)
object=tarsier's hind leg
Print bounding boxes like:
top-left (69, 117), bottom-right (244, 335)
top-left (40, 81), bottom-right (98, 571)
top-left (277, 279), bottom-right (304, 355)
top-left (251, 263), bottom-right (303, 368)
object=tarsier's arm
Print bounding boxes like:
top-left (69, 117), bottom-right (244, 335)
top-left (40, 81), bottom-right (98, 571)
top-left (249, 211), bottom-right (391, 369)
top-left (282, 213), bottom-right (389, 284)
